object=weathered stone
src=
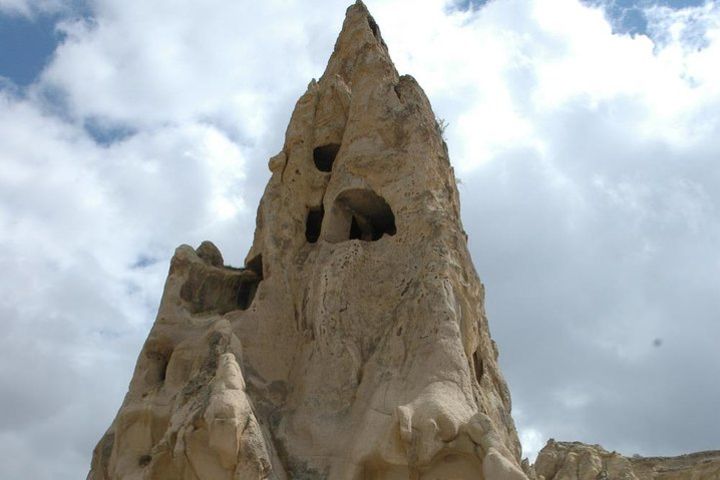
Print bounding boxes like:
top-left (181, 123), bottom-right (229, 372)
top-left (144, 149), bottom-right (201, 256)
top-left (88, 2), bottom-right (526, 479)
top-left (533, 440), bottom-right (720, 480)
top-left (89, 2), bottom-right (718, 480)
top-left (196, 240), bottom-right (224, 268)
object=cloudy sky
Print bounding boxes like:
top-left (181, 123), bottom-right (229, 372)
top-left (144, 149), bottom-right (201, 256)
top-left (1, 0), bottom-right (719, 478)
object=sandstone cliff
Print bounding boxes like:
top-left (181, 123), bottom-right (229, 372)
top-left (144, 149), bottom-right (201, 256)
top-left (532, 440), bottom-right (720, 480)
top-left (88, 2), bottom-right (529, 479)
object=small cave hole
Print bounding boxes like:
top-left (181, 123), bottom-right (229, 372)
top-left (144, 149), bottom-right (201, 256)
top-left (473, 351), bottom-right (484, 384)
top-left (237, 254), bottom-right (263, 310)
top-left (145, 346), bottom-right (172, 386)
top-left (326, 188), bottom-right (396, 243)
top-left (138, 454), bottom-right (152, 467)
top-left (313, 144), bottom-right (340, 172)
top-left (305, 205), bottom-right (324, 243)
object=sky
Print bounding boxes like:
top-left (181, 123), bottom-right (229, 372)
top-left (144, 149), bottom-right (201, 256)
top-left (0, 0), bottom-right (719, 478)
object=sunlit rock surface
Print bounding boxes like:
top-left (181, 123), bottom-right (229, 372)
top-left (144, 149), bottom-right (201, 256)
top-left (88, 2), bottom-right (527, 479)
top-left (532, 440), bottom-right (720, 480)
top-left (87, 2), bottom-right (718, 480)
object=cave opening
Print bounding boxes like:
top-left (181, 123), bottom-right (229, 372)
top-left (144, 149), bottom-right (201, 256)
top-left (306, 205), bottom-right (324, 243)
top-left (349, 215), bottom-right (362, 240)
top-left (313, 144), bottom-right (340, 172)
top-left (144, 346), bottom-right (172, 387)
top-left (326, 188), bottom-right (396, 243)
top-left (237, 254), bottom-right (263, 310)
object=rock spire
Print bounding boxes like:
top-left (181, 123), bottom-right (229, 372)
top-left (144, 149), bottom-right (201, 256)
top-left (89, 2), bottom-right (530, 479)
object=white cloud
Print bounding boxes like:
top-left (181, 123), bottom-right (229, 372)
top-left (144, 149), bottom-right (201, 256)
top-left (0, 92), bottom-right (258, 477)
top-left (0, 0), bottom-right (63, 17)
top-left (1, 0), bottom-right (720, 478)
top-left (367, 0), bottom-right (720, 458)
top-left (40, 0), bottom-right (344, 133)
top-left (519, 426), bottom-right (546, 462)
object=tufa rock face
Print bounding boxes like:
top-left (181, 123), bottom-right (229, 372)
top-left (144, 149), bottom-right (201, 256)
top-left (87, 3), bottom-right (720, 480)
top-left (88, 2), bottom-right (528, 479)
top-left (532, 440), bottom-right (720, 480)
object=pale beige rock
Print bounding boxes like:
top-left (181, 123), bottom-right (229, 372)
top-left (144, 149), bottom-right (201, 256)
top-left (88, 2), bottom-right (720, 479)
top-left (88, 1), bottom-right (527, 479)
top-left (533, 440), bottom-right (720, 480)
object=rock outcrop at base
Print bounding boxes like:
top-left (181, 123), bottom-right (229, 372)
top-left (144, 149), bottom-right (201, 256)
top-left (88, 2), bottom-right (529, 479)
top-left (532, 440), bottom-right (720, 480)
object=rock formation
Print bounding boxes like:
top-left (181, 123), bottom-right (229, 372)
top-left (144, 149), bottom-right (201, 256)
top-left (531, 440), bottom-right (720, 480)
top-left (87, 2), bottom-right (718, 480)
top-left (88, 2), bottom-right (529, 479)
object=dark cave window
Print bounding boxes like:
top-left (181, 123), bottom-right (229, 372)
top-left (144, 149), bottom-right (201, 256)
top-left (349, 215), bottom-right (362, 240)
top-left (313, 144), bottom-right (340, 172)
top-left (305, 205), bottom-right (324, 243)
top-left (326, 188), bottom-right (396, 243)
top-left (237, 254), bottom-right (263, 310)
top-left (145, 346), bottom-right (171, 386)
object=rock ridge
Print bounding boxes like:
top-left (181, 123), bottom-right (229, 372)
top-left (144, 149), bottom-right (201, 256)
top-left (531, 440), bottom-right (720, 480)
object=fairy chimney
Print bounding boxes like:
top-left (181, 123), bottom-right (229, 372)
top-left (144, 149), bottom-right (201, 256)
top-left (88, 2), bottom-right (529, 479)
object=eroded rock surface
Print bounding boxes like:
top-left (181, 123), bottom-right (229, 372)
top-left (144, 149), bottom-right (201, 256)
top-left (88, 3), bottom-right (720, 480)
top-left (88, 2), bottom-right (526, 479)
top-left (533, 440), bottom-right (720, 480)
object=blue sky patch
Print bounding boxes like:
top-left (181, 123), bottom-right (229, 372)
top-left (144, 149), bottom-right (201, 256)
top-left (0, 13), bottom-right (63, 86)
top-left (449, 0), bottom-right (708, 37)
top-left (84, 119), bottom-right (137, 146)
top-left (582, 0), bottom-right (707, 36)
top-left (451, 0), bottom-right (491, 11)
top-left (131, 254), bottom-right (160, 269)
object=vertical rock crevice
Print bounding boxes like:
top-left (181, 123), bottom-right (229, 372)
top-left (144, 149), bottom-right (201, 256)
top-left (305, 205), bottom-right (324, 243)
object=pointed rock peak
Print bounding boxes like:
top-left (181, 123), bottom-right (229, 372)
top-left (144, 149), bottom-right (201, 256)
top-left (87, 3), bottom-right (530, 480)
top-left (351, 0), bottom-right (386, 45)
top-left (321, 0), bottom-right (395, 85)
top-left (196, 240), bottom-right (223, 267)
